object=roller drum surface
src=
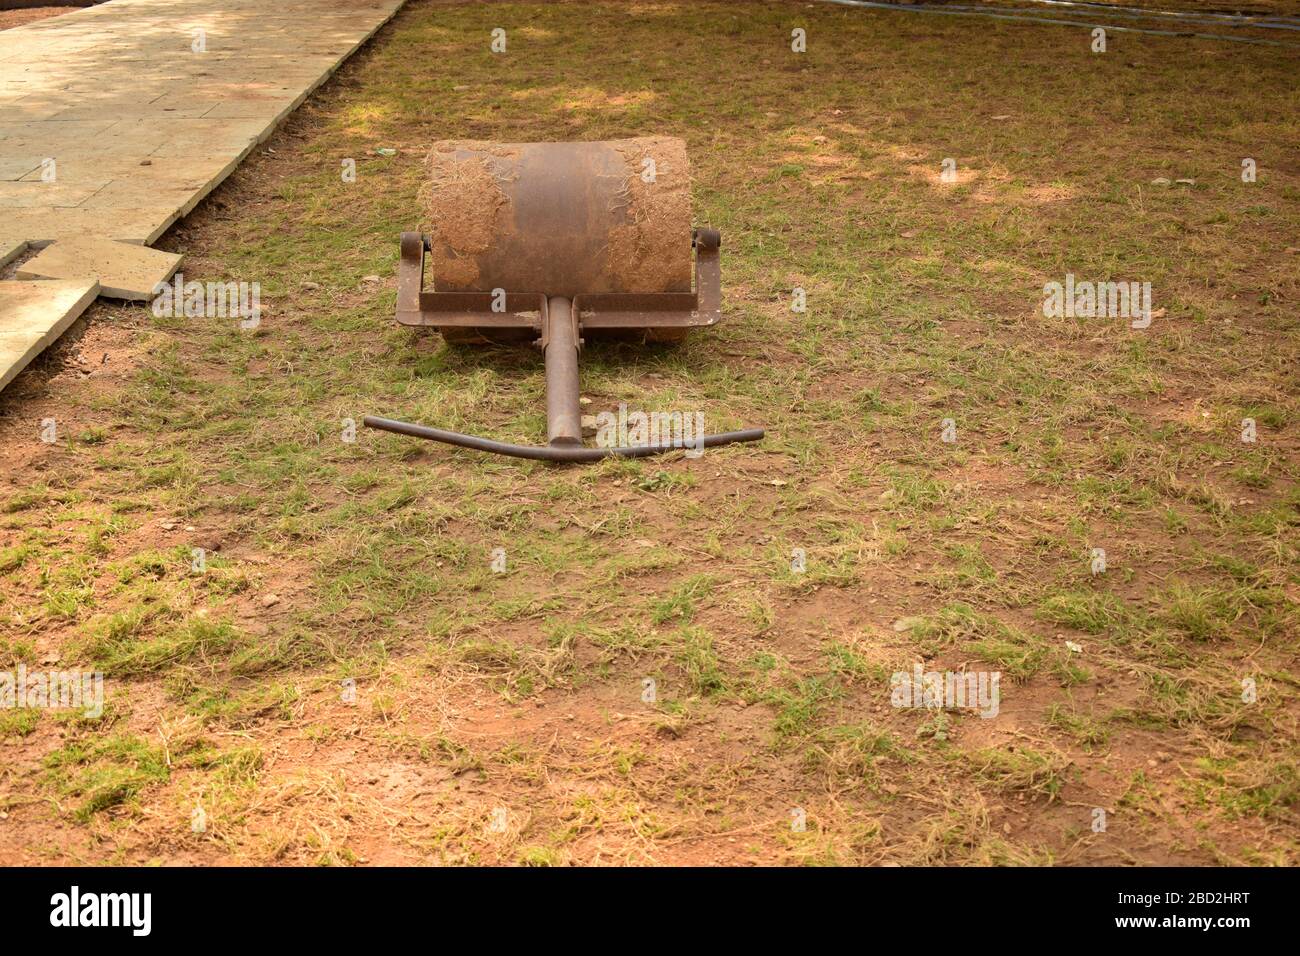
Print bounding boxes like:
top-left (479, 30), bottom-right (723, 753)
top-left (419, 138), bottom-right (693, 300)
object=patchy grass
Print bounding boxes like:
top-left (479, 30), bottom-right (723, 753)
top-left (0, 0), bottom-right (1296, 865)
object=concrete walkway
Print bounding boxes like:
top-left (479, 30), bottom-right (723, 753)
top-left (0, 0), bottom-right (406, 391)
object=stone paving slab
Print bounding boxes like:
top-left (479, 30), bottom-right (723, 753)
top-left (2, 208), bottom-right (180, 247)
top-left (0, 179), bottom-right (112, 208)
top-left (0, 157), bottom-right (43, 181)
top-left (17, 238), bottom-right (183, 301)
top-left (0, 280), bottom-right (100, 393)
top-left (0, 0), bottom-right (407, 392)
top-left (0, 238), bottom-right (27, 269)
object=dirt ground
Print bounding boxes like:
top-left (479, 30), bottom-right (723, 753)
top-left (0, 0), bottom-right (1296, 866)
top-left (0, 7), bottom-right (73, 30)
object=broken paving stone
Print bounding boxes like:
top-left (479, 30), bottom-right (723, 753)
top-left (16, 236), bottom-right (182, 300)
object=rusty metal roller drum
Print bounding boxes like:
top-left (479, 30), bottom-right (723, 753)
top-left (420, 138), bottom-right (693, 299)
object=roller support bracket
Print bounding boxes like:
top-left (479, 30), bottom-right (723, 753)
top-left (395, 228), bottom-right (721, 333)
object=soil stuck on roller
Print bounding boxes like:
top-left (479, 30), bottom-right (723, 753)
top-left (418, 141), bottom-right (518, 289)
top-left (605, 136), bottom-right (692, 294)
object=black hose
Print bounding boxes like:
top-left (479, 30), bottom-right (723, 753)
top-left (363, 416), bottom-right (765, 462)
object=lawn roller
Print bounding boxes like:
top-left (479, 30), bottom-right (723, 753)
top-left (363, 137), bottom-right (764, 462)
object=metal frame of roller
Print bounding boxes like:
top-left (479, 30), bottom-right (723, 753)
top-left (364, 140), bottom-right (764, 462)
